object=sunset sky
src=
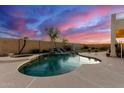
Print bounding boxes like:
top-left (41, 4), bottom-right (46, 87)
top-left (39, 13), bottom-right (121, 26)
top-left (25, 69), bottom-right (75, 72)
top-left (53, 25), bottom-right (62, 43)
top-left (0, 5), bottom-right (124, 44)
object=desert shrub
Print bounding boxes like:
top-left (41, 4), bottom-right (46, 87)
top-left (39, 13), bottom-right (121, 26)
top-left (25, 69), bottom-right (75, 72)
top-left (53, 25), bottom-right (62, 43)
top-left (41, 49), bottom-right (50, 53)
top-left (88, 48), bottom-right (91, 52)
top-left (63, 45), bottom-right (72, 51)
top-left (0, 53), bottom-right (8, 57)
top-left (30, 49), bottom-right (40, 54)
top-left (99, 47), bottom-right (108, 51)
top-left (95, 49), bottom-right (98, 52)
top-left (83, 45), bottom-right (89, 49)
top-left (91, 47), bottom-right (95, 50)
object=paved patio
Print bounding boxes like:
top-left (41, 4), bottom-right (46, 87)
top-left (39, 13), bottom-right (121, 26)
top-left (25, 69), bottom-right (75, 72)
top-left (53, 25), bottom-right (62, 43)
top-left (0, 52), bottom-right (124, 88)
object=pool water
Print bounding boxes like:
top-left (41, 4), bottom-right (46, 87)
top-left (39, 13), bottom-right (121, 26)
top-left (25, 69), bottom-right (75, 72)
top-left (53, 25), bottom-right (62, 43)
top-left (18, 54), bottom-right (100, 77)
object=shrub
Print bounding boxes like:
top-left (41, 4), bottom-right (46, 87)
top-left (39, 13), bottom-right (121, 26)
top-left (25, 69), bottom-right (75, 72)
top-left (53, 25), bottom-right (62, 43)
top-left (30, 49), bottom-right (40, 54)
top-left (99, 47), bottom-right (107, 51)
top-left (63, 45), bottom-right (72, 51)
top-left (0, 53), bottom-right (8, 57)
top-left (95, 49), bottom-right (98, 52)
top-left (41, 49), bottom-right (50, 53)
top-left (91, 47), bottom-right (95, 50)
top-left (88, 48), bottom-right (91, 52)
top-left (83, 46), bottom-right (89, 49)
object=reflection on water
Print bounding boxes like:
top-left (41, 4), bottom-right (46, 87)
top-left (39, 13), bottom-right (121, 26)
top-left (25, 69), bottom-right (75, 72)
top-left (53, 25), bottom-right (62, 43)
top-left (19, 54), bottom-right (100, 77)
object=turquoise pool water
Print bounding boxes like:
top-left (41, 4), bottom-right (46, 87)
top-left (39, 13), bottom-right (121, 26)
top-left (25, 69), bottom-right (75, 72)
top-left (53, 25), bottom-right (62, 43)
top-left (18, 54), bottom-right (100, 77)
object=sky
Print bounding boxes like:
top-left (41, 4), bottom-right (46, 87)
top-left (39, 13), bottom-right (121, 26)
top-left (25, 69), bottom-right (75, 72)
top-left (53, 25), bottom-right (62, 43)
top-left (0, 5), bottom-right (124, 44)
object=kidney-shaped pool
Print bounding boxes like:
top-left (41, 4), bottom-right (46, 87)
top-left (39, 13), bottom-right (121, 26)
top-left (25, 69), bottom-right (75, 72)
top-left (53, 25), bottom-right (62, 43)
top-left (18, 54), bottom-right (101, 77)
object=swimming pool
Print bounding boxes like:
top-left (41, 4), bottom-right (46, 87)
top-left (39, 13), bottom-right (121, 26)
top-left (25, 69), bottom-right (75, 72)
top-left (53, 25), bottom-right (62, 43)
top-left (18, 54), bottom-right (101, 77)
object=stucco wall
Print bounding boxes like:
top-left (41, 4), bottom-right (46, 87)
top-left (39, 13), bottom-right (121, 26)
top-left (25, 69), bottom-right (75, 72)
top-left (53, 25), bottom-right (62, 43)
top-left (116, 19), bottom-right (124, 29)
top-left (111, 13), bottom-right (124, 56)
top-left (0, 38), bottom-right (81, 54)
top-left (0, 38), bottom-right (18, 54)
top-left (0, 38), bottom-right (110, 55)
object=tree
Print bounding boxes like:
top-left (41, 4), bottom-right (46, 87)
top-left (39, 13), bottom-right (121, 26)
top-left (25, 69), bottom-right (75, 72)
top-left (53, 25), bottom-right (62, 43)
top-left (45, 27), bottom-right (60, 49)
top-left (62, 38), bottom-right (68, 46)
top-left (19, 37), bottom-right (28, 54)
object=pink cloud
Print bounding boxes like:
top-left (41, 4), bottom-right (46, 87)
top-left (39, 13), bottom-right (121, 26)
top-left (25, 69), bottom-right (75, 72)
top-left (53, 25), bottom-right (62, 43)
top-left (66, 31), bottom-right (111, 44)
top-left (12, 18), bottom-right (38, 35)
top-left (20, 29), bottom-right (37, 39)
top-left (13, 19), bottom-right (26, 33)
top-left (58, 23), bottom-right (79, 32)
top-left (70, 6), bottom-right (112, 22)
top-left (58, 6), bottom-right (112, 33)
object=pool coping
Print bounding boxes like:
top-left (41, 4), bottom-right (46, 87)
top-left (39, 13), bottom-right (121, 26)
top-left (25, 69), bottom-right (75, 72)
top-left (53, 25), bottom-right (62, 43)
top-left (78, 54), bottom-right (102, 62)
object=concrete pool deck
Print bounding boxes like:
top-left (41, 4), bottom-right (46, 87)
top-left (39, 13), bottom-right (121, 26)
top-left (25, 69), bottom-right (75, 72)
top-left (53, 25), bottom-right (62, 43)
top-left (0, 52), bottom-right (124, 88)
